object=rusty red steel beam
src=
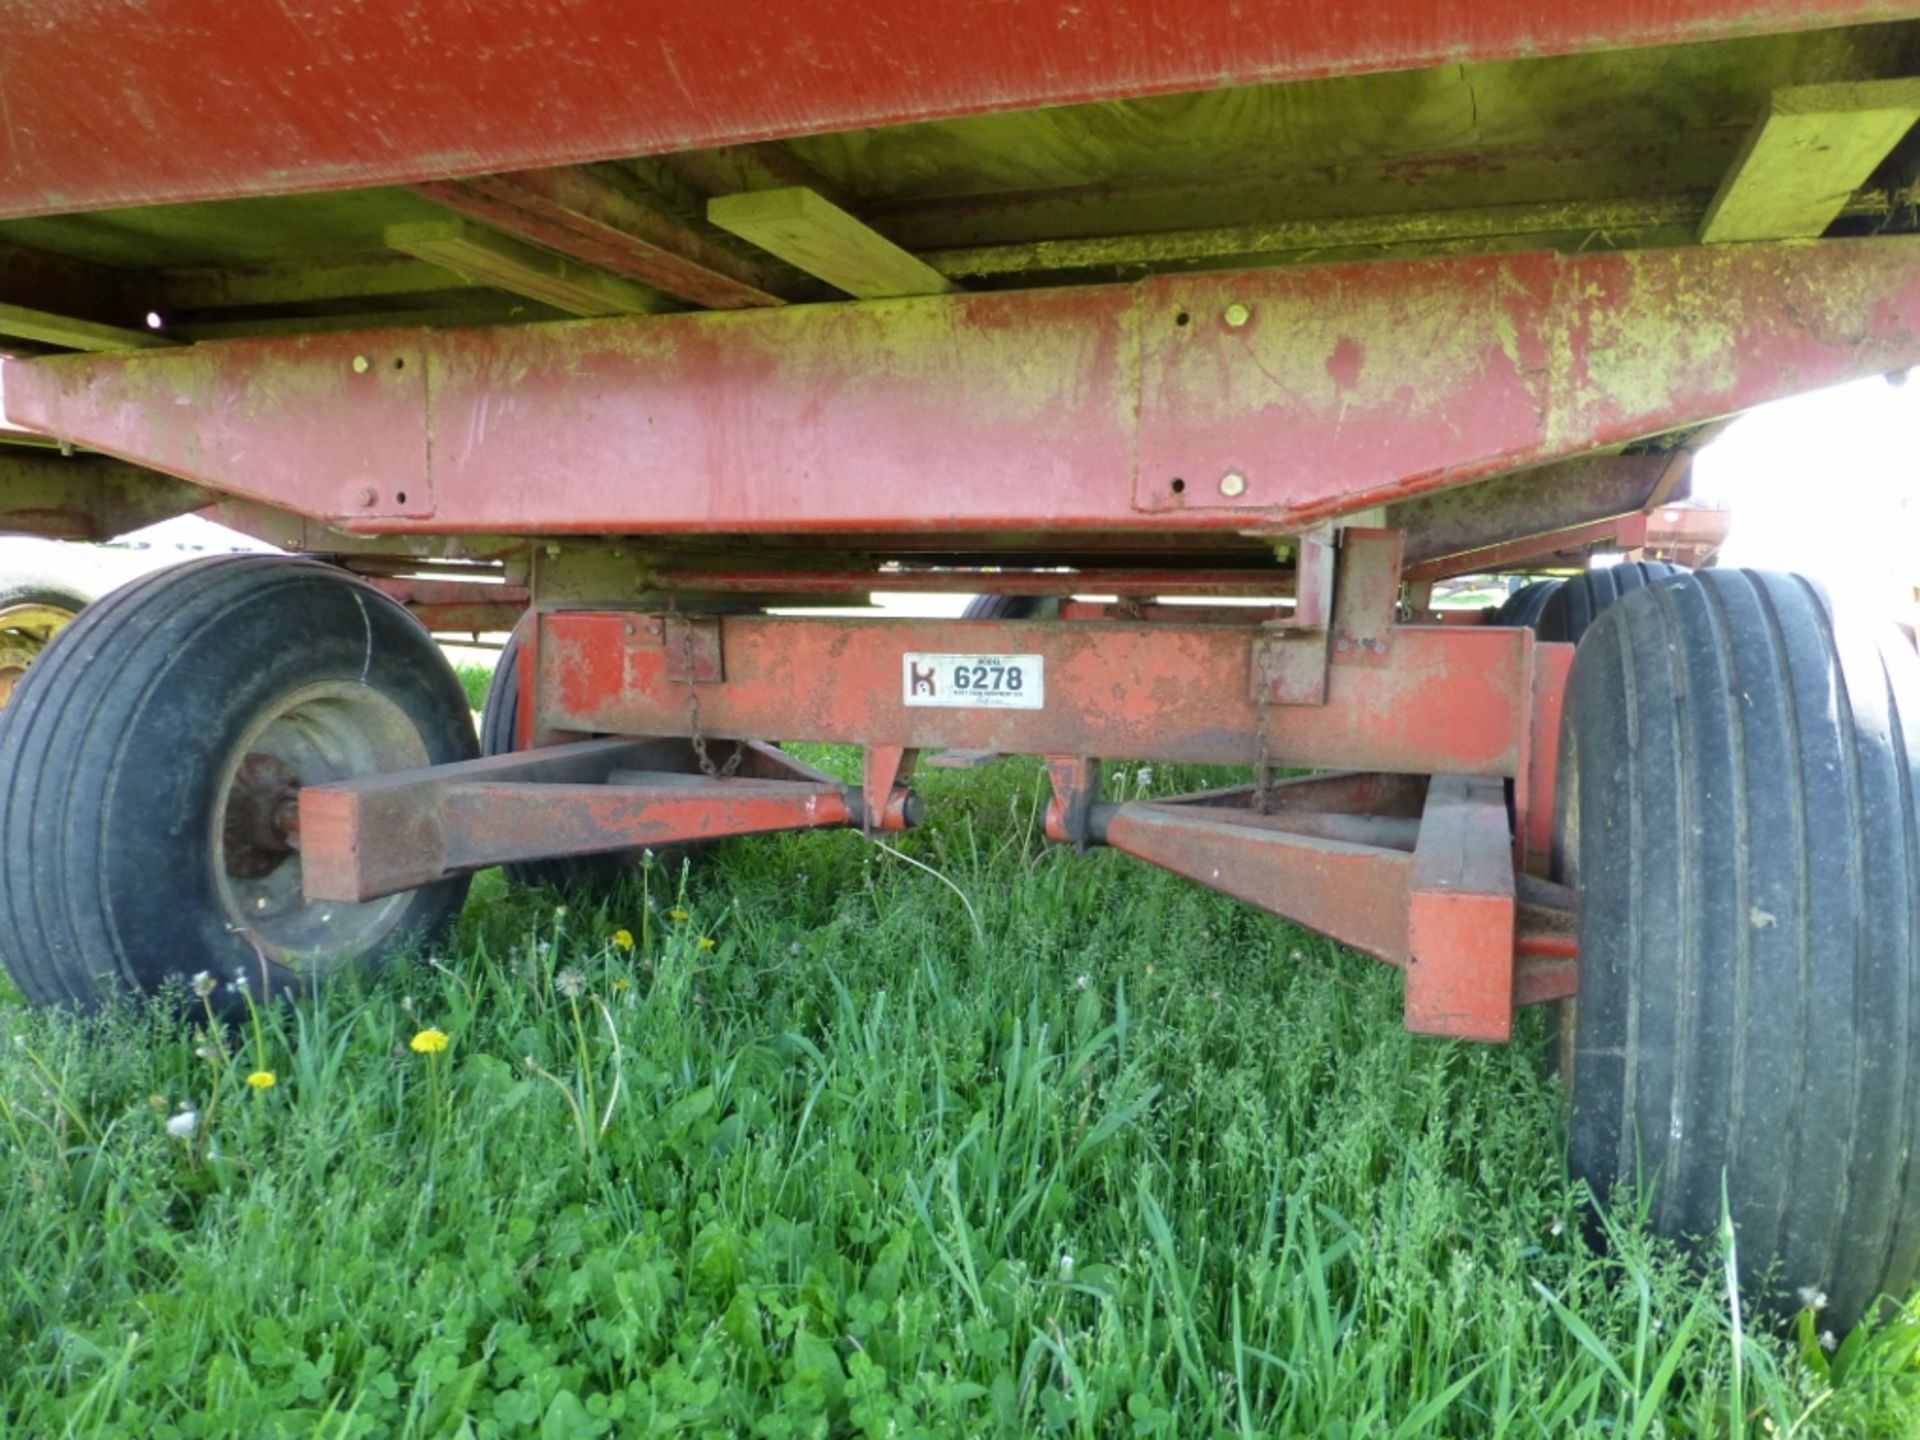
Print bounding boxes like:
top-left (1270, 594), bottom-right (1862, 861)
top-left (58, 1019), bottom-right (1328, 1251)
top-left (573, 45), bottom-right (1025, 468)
top-left (7, 1), bottom-right (1910, 220)
top-left (8, 239), bottom-right (1920, 535)
top-left (300, 738), bottom-right (861, 902)
top-left (647, 568), bottom-right (1294, 598)
top-left (1404, 515), bottom-right (1651, 581)
top-left (1101, 802), bottom-right (1417, 962)
top-left (1393, 453), bottom-right (1675, 567)
top-left (535, 611), bottom-right (1550, 776)
top-left (1096, 774), bottom-right (1573, 1038)
top-left (1405, 774), bottom-right (1517, 1040)
top-left (364, 576), bottom-right (527, 634)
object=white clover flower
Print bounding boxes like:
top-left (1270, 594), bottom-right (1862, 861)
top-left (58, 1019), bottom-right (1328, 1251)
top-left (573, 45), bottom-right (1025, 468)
top-left (166, 1109), bottom-right (198, 1140)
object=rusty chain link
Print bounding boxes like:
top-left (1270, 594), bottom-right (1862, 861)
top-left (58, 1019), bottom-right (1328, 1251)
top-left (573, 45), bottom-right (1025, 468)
top-left (675, 614), bottom-right (741, 779)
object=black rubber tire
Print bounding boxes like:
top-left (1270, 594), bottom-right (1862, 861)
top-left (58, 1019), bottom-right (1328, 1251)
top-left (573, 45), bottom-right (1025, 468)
top-left (1555, 569), bottom-right (1920, 1328)
top-left (1537, 561), bottom-right (1681, 644)
top-left (0, 555), bottom-right (478, 1009)
top-left (1492, 579), bottom-right (1563, 630)
top-left (479, 624), bottom-right (718, 893)
top-left (961, 594), bottom-right (1050, 620)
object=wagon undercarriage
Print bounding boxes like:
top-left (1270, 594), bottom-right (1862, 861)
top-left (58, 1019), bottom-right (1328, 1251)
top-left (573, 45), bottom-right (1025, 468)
top-left (4, 0), bottom-right (1920, 1325)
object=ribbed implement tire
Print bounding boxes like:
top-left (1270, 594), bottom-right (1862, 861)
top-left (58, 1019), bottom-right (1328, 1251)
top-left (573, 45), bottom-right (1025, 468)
top-left (1492, 579), bottom-right (1563, 630)
top-left (1556, 569), bottom-right (1920, 1328)
top-left (0, 555), bottom-right (478, 1009)
top-left (961, 594), bottom-right (1049, 620)
top-left (1537, 561), bottom-right (1681, 644)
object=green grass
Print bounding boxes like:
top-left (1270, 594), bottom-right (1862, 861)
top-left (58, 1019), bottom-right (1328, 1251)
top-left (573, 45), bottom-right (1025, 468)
top-left (3, 756), bottom-right (1917, 1437)
top-left (456, 662), bottom-right (494, 714)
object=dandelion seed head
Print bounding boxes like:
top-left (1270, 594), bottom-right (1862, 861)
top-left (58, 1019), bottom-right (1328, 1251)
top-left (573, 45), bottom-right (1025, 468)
top-left (1820, 1329), bottom-right (1837, 1352)
top-left (190, 971), bottom-right (216, 998)
top-left (555, 969), bottom-right (585, 998)
top-left (1074, 973), bottom-right (1091, 991)
top-left (1798, 1286), bottom-right (1829, 1313)
top-left (166, 1109), bottom-right (199, 1140)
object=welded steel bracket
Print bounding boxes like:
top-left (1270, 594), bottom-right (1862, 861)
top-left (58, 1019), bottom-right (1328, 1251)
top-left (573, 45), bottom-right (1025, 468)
top-left (1251, 525), bottom-right (1404, 705)
top-left (1043, 755), bottom-right (1102, 850)
top-left (656, 614), bottom-right (725, 683)
top-left (861, 744), bottom-right (919, 837)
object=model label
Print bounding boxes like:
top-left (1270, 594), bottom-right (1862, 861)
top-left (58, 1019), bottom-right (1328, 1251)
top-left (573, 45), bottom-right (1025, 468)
top-left (902, 653), bottom-right (1044, 709)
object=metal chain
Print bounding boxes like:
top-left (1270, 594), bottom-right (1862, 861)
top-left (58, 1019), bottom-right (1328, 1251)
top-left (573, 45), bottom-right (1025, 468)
top-left (677, 616), bottom-right (741, 779)
top-left (1252, 670), bottom-right (1276, 814)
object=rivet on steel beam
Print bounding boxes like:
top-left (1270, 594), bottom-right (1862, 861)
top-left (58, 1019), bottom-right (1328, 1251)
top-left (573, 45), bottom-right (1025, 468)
top-left (351, 355), bottom-right (371, 374)
top-left (1223, 302), bottom-right (1251, 328)
top-left (1335, 637), bottom-right (1351, 653)
top-left (1219, 471), bottom-right (1247, 498)
top-left (354, 486), bottom-right (377, 507)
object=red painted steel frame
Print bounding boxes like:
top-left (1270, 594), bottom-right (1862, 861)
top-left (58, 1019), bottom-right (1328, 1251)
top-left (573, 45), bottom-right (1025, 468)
top-left (301, 739), bottom-right (858, 902)
top-left (2, 2), bottom-right (1911, 220)
top-left (534, 611), bottom-right (1548, 777)
top-left (1094, 773), bottom-right (1566, 1039)
top-left (9, 239), bottom-right (1920, 535)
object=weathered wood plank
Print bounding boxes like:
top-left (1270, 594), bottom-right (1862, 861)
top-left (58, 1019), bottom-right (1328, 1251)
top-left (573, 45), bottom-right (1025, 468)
top-left (415, 168), bottom-right (788, 309)
top-left (155, 255), bottom-right (464, 311)
top-left (383, 220), bottom-right (670, 317)
top-left (0, 303), bottom-right (172, 352)
top-left (707, 188), bottom-right (957, 299)
top-left (1700, 78), bottom-right (1920, 243)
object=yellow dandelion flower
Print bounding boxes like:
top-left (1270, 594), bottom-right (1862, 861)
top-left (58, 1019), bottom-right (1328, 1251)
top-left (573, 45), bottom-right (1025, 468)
top-left (246, 1070), bottom-right (276, 1090)
top-left (613, 977), bottom-right (632, 992)
top-left (697, 937), bottom-right (717, 951)
top-left (611, 928), bottom-right (635, 951)
top-left (409, 1027), bottom-right (449, 1055)
top-left (669, 908), bottom-right (690, 922)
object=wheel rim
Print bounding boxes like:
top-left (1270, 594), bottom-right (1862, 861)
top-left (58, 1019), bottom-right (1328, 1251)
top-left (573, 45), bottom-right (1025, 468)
top-left (0, 601), bottom-right (81, 711)
top-left (212, 681), bottom-right (430, 968)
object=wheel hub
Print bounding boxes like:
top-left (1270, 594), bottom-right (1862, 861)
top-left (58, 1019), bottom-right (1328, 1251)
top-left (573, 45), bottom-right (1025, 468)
top-left (213, 681), bottom-right (430, 960)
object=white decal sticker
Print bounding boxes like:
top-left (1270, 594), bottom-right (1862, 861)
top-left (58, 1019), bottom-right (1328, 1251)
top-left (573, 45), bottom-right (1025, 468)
top-left (902, 653), bottom-right (1044, 709)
